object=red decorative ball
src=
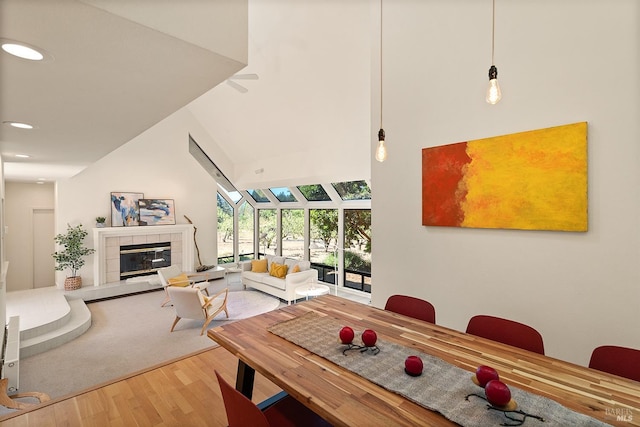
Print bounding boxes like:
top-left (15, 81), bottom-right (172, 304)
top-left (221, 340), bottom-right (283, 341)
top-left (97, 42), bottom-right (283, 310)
top-left (475, 365), bottom-right (499, 387)
top-left (404, 355), bottom-right (423, 376)
top-left (339, 326), bottom-right (355, 344)
top-left (361, 329), bottom-right (377, 347)
top-left (485, 380), bottom-right (511, 407)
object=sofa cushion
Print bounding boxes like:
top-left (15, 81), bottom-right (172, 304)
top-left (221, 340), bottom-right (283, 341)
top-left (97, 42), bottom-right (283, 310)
top-left (261, 274), bottom-right (287, 290)
top-left (267, 256), bottom-right (284, 272)
top-left (251, 259), bottom-right (268, 273)
top-left (297, 260), bottom-right (311, 271)
top-left (269, 262), bottom-right (288, 279)
top-left (290, 264), bottom-right (301, 274)
top-left (243, 271), bottom-right (268, 283)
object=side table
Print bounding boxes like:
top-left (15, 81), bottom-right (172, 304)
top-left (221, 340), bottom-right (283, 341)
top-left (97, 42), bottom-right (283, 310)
top-left (224, 266), bottom-right (243, 286)
top-left (295, 283), bottom-right (330, 302)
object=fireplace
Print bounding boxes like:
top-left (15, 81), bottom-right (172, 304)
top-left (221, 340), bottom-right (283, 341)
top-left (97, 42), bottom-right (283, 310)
top-left (120, 242), bottom-right (171, 279)
top-left (93, 225), bottom-right (195, 286)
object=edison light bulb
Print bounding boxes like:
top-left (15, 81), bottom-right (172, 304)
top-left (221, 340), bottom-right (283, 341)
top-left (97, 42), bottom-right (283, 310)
top-left (486, 65), bottom-right (502, 104)
top-left (376, 129), bottom-right (387, 162)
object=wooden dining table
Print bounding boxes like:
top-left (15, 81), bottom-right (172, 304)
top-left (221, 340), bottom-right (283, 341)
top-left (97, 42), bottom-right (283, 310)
top-left (207, 294), bottom-right (640, 426)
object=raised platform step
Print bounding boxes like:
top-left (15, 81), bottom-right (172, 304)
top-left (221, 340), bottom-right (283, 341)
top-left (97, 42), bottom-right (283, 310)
top-left (6, 280), bottom-right (165, 359)
top-left (20, 298), bottom-right (91, 358)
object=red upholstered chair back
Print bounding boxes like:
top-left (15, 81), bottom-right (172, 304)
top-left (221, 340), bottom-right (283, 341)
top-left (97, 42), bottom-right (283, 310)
top-left (589, 345), bottom-right (640, 382)
top-left (466, 315), bottom-right (545, 355)
top-left (215, 371), bottom-right (331, 427)
top-left (384, 295), bottom-right (436, 324)
top-left (215, 371), bottom-right (271, 427)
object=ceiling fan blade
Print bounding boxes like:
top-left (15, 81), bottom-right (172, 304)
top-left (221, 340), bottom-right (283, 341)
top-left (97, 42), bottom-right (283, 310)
top-left (230, 73), bottom-right (259, 80)
top-left (226, 79), bottom-right (248, 93)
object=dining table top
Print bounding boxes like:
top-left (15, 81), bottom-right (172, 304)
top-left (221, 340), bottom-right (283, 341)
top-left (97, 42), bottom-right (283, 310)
top-left (207, 294), bottom-right (640, 427)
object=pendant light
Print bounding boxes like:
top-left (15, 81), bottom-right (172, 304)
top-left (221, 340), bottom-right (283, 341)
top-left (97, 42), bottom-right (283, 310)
top-left (375, 0), bottom-right (387, 162)
top-left (486, 0), bottom-right (502, 104)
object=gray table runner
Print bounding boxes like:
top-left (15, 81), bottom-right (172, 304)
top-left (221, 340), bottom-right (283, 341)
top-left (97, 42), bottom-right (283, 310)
top-left (268, 312), bottom-right (611, 427)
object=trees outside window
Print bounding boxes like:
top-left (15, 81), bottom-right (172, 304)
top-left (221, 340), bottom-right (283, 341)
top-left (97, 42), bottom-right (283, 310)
top-left (344, 209), bottom-right (372, 292)
top-left (259, 209), bottom-right (277, 257)
top-left (238, 201), bottom-right (254, 260)
top-left (217, 193), bottom-right (234, 263)
top-left (281, 209), bottom-right (304, 259)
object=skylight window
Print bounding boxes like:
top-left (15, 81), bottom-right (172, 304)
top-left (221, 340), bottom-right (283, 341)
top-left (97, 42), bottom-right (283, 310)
top-left (218, 184), bottom-right (242, 203)
top-left (270, 187), bottom-right (297, 202)
top-left (247, 189), bottom-right (269, 203)
top-left (298, 184), bottom-right (332, 201)
top-left (332, 180), bottom-right (371, 200)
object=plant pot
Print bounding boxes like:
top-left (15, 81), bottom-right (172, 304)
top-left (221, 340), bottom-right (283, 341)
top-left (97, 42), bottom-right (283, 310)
top-left (96, 223), bottom-right (105, 228)
top-left (64, 276), bottom-right (82, 291)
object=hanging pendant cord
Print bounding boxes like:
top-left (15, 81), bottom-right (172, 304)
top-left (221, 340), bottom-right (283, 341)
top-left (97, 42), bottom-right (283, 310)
top-left (491, 0), bottom-right (496, 65)
top-left (380, 0), bottom-right (383, 128)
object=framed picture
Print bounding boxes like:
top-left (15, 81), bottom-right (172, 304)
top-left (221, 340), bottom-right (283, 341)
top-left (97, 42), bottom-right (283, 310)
top-left (138, 199), bottom-right (176, 226)
top-left (110, 192), bottom-right (144, 227)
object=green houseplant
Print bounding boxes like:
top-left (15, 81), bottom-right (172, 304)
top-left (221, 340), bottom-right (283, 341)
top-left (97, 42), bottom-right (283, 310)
top-left (95, 216), bottom-right (106, 228)
top-left (52, 224), bottom-right (95, 290)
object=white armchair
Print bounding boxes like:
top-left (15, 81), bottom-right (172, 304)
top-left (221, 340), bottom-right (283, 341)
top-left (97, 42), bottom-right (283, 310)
top-left (166, 286), bottom-right (229, 335)
top-left (157, 265), bottom-right (211, 307)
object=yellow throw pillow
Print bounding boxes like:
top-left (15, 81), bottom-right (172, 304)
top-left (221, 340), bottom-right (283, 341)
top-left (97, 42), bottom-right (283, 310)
top-left (167, 273), bottom-right (190, 287)
top-left (290, 264), bottom-right (301, 274)
top-left (269, 262), bottom-right (288, 279)
top-left (251, 259), bottom-right (268, 273)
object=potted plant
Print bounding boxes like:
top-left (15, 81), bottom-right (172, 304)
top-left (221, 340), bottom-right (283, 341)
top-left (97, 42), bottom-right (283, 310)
top-left (52, 224), bottom-right (96, 290)
top-left (96, 216), bottom-right (106, 228)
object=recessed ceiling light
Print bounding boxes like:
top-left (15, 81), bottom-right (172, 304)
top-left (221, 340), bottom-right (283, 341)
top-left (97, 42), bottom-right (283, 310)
top-left (2, 42), bottom-right (44, 61)
top-left (36, 181), bottom-right (44, 185)
top-left (15, 154), bottom-right (30, 158)
top-left (3, 121), bottom-right (34, 129)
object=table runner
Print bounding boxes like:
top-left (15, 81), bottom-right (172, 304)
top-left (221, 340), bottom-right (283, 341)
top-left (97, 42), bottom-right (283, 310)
top-left (268, 312), bottom-right (611, 427)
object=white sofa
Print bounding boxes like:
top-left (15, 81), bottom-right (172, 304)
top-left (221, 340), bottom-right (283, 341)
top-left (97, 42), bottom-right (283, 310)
top-left (240, 255), bottom-right (318, 305)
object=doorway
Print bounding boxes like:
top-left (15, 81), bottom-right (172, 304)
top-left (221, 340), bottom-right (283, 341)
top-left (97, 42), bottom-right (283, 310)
top-left (33, 209), bottom-right (55, 288)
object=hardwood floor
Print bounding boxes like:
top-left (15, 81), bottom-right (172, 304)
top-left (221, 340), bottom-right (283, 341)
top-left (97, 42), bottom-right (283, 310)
top-left (0, 347), bottom-right (283, 426)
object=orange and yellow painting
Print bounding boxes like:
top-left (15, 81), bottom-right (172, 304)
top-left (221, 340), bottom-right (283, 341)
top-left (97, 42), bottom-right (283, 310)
top-left (422, 122), bottom-right (588, 231)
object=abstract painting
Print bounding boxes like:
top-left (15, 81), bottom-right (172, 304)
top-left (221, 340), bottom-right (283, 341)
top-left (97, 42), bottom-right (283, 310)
top-left (422, 122), bottom-right (588, 231)
top-left (138, 199), bottom-right (176, 226)
top-left (110, 192), bottom-right (143, 227)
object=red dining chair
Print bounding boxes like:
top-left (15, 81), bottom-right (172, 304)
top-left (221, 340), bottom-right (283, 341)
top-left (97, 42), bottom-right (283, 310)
top-left (384, 294), bottom-right (436, 324)
top-left (466, 315), bottom-right (545, 355)
top-left (215, 371), bottom-right (331, 427)
top-left (589, 345), bottom-right (640, 382)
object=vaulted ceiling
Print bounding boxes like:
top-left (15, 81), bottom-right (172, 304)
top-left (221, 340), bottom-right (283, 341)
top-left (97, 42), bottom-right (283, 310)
top-left (0, 0), bottom-right (372, 187)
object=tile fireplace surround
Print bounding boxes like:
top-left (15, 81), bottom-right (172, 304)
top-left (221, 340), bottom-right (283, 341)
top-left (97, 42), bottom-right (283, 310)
top-left (93, 225), bottom-right (195, 286)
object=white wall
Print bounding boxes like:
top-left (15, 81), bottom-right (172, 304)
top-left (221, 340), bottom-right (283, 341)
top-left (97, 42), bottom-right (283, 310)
top-left (4, 183), bottom-right (55, 291)
top-left (371, 0), bottom-right (640, 366)
top-left (56, 108), bottom-right (220, 287)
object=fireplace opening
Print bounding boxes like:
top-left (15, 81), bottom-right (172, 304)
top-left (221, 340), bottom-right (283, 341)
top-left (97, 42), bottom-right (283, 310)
top-left (120, 242), bottom-right (171, 279)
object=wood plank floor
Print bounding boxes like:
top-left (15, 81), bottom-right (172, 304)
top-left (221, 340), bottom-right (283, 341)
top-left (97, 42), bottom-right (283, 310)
top-left (0, 347), bottom-right (283, 426)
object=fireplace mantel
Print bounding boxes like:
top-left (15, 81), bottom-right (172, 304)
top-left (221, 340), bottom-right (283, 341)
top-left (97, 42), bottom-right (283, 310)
top-left (93, 225), bottom-right (195, 286)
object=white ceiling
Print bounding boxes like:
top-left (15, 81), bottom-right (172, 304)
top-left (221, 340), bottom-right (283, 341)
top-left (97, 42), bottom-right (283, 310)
top-left (1, 0), bottom-right (372, 187)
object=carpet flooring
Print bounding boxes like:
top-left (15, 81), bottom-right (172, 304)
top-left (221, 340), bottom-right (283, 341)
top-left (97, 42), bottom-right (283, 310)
top-left (18, 286), bottom-right (281, 399)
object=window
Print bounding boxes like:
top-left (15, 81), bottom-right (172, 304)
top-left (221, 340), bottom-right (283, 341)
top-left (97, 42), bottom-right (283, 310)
top-left (220, 186), bottom-right (242, 203)
top-left (258, 209), bottom-right (277, 257)
top-left (309, 209), bottom-right (338, 284)
top-left (247, 189), bottom-right (269, 203)
top-left (238, 201), bottom-right (254, 260)
top-left (217, 193), bottom-right (234, 263)
top-left (332, 180), bottom-right (371, 200)
top-left (281, 209), bottom-right (304, 259)
top-left (344, 209), bottom-right (372, 292)
top-left (298, 184), bottom-right (331, 201)
top-left (270, 187), bottom-right (297, 202)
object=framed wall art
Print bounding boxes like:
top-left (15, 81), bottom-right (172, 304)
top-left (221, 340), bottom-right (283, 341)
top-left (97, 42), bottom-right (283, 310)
top-left (138, 199), bottom-right (176, 226)
top-left (422, 122), bottom-right (588, 232)
top-left (110, 192), bottom-right (144, 227)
